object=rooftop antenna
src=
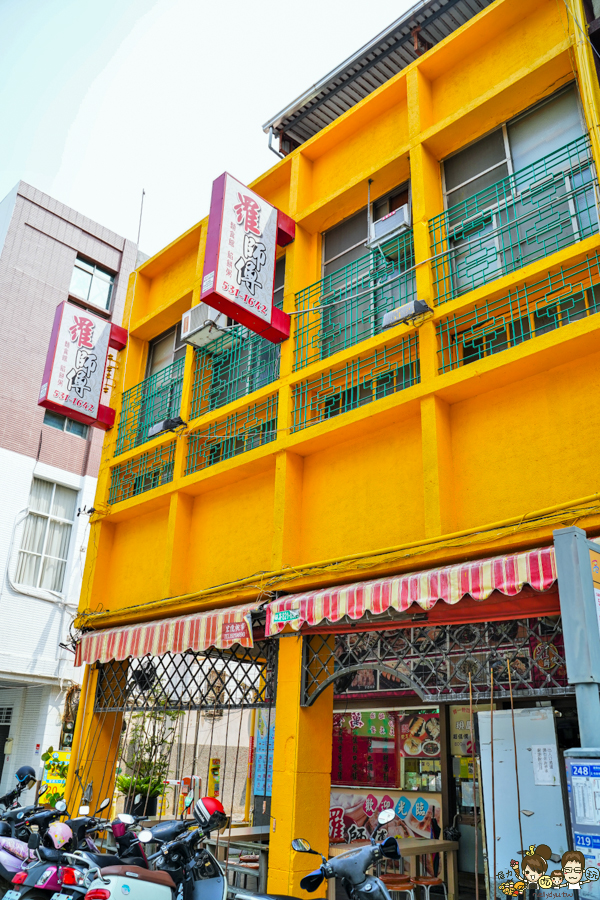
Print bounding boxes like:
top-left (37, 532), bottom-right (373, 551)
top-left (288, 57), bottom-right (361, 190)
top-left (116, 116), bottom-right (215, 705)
top-left (136, 188), bottom-right (146, 247)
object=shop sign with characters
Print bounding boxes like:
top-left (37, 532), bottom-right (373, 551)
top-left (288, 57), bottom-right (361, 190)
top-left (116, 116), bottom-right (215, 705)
top-left (200, 173), bottom-right (294, 344)
top-left (329, 788), bottom-right (441, 845)
top-left (38, 301), bottom-right (127, 429)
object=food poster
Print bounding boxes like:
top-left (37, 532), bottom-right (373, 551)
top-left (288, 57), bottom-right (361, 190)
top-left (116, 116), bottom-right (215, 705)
top-left (332, 711), bottom-right (397, 788)
top-left (329, 787), bottom-right (442, 847)
top-left (397, 712), bottom-right (441, 759)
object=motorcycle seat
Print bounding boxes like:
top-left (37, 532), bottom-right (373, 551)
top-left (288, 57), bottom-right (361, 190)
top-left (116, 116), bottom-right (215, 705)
top-left (39, 846), bottom-right (61, 862)
top-left (82, 852), bottom-right (122, 867)
top-left (101, 864), bottom-right (176, 888)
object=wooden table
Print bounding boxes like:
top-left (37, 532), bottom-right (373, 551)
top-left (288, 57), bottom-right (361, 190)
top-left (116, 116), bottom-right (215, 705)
top-left (219, 825), bottom-right (270, 843)
top-left (328, 838), bottom-right (459, 900)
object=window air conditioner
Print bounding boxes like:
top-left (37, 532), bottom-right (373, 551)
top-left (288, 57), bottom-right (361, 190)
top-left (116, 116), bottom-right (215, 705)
top-left (368, 204), bottom-right (411, 248)
top-left (181, 304), bottom-right (236, 351)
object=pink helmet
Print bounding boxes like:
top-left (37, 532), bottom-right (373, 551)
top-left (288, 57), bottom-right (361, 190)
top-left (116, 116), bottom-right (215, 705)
top-left (47, 821), bottom-right (72, 849)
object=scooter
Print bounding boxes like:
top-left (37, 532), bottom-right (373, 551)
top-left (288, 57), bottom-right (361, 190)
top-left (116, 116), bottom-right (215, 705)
top-left (289, 808), bottom-right (401, 900)
top-left (0, 787), bottom-right (50, 884)
top-left (80, 794), bottom-right (227, 900)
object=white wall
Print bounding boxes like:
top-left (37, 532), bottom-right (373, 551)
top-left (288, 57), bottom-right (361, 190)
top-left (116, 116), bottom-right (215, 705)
top-left (0, 685), bottom-right (63, 797)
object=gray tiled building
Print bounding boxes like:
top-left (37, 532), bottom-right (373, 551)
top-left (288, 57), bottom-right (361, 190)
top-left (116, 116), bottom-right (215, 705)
top-left (0, 181), bottom-right (137, 797)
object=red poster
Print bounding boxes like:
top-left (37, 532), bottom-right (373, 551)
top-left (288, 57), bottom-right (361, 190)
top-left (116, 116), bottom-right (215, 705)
top-left (331, 711), bottom-right (397, 788)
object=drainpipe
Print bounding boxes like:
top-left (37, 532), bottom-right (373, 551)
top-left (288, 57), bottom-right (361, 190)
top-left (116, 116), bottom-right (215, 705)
top-left (268, 127), bottom-right (284, 160)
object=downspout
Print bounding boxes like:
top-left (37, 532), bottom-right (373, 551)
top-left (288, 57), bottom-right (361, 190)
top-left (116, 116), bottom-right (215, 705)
top-left (268, 127), bottom-right (285, 160)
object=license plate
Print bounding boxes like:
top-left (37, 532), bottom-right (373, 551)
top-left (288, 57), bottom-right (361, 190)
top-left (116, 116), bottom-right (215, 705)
top-left (4, 892), bottom-right (23, 900)
top-left (50, 894), bottom-right (74, 899)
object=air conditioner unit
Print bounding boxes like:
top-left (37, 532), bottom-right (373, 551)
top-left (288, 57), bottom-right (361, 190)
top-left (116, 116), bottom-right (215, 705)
top-left (181, 304), bottom-right (236, 351)
top-left (369, 204), bottom-right (411, 248)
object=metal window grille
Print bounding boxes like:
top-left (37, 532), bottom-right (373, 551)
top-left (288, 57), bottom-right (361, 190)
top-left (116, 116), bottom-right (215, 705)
top-left (186, 395), bottom-right (278, 475)
top-left (429, 135), bottom-right (599, 304)
top-left (294, 230), bottom-right (416, 370)
top-left (302, 617), bottom-right (569, 706)
top-left (94, 641), bottom-right (278, 712)
top-left (109, 442), bottom-right (176, 504)
top-left (291, 335), bottom-right (419, 432)
top-left (0, 707), bottom-right (12, 724)
top-left (437, 251), bottom-right (600, 373)
top-left (115, 358), bottom-right (185, 456)
top-left (190, 327), bottom-right (280, 420)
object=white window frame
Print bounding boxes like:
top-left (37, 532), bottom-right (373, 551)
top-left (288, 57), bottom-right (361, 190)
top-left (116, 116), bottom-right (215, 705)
top-left (69, 257), bottom-right (115, 312)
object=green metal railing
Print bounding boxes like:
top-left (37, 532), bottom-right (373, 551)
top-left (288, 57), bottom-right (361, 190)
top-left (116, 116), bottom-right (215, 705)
top-left (430, 135), bottom-right (599, 304)
top-left (186, 395), bottom-right (278, 475)
top-left (292, 335), bottom-right (419, 432)
top-left (116, 357), bottom-right (185, 456)
top-left (437, 251), bottom-right (600, 373)
top-left (190, 326), bottom-right (280, 420)
top-left (294, 230), bottom-right (416, 370)
top-left (109, 441), bottom-right (176, 504)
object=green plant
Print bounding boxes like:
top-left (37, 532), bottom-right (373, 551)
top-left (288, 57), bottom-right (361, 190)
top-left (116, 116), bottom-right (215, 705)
top-left (116, 704), bottom-right (181, 801)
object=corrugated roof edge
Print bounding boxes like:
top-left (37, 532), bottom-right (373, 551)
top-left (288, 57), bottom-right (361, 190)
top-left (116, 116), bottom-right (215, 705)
top-left (261, 0), bottom-right (432, 134)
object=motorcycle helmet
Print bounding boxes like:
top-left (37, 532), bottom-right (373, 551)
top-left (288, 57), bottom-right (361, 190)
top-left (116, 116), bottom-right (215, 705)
top-left (194, 797), bottom-right (227, 833)
top-left (0, 820), bottom-right (11, 837)
top-left (15, 766), bottom-right (36, 787)
top-left (46, 821), bottom-right (73, 850)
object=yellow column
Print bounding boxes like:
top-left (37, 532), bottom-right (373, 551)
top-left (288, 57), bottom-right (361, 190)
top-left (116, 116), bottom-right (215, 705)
top-left (420, 395), bottom-right (454, 537)
top-left (267, 636), bottom-right (333, 897)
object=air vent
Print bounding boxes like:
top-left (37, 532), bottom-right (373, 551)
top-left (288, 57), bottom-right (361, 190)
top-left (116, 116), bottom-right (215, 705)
top-left (181, 304), bottom-right (235, 351)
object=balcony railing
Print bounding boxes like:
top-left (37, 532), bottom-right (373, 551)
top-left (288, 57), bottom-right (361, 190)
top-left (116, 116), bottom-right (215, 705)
top-left (437, 251), bottom-right (600, 373)
top-left (109, 442), bottom-right (176, 504)
top-left (429, 134), bottom-right (599, 304)
top-left (186, 395), bottom-right (278, 475)
top-left (190, 326), bottom-right (280, 420)
top-left (292, 334), bottom-right (419, 432)
top-left (116, 357), bottom-right (185, 456)
top-left (294, 230), bottom-right (416, 370)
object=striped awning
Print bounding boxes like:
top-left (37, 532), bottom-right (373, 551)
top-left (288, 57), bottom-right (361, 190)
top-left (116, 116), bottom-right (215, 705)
top-left (265, 546), bottom-right (557, 637)
top-left (74, 603), bottom-right (258, 667)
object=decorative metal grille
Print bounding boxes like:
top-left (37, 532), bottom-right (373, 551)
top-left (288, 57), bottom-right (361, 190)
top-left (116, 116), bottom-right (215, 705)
top-left (302, 617), bottom-right (569, 706)
top-left (186, 395), bottom-right (278, 475)
top-left (0, 707), bottom-right (12, 724)
top-left (190, 328), bottom-right (280, 420)
top-left (109, 441), bottom-right (176, 504)
top-left (294, 230), bottom-right (416, 370)
top-left (437, 252), bottom-right (600, 373)
top-left (94, 640), bottom-right (278, 712)
top-left (292, 335), bottom-right (419, 432)
top-left (429, 135), bottom-right (599, 304)
top-left (116, 358), bottom-right (185, 456)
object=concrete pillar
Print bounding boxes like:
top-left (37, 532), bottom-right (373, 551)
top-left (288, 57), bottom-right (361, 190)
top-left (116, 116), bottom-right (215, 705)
top-left (267, 635), bottom-right (333, 897)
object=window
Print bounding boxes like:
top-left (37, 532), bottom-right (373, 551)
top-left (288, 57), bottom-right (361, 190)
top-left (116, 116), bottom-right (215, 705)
top-left (440, 85), bottom-right (595, 297)
top-left (43, 409), bottom-right (89, 439)
top-left (15, 479), bottom-right (77, 593)
top-left (70, 258), bottom-right (115, 311)
top-left (147, 326), bottom-right (187, 379)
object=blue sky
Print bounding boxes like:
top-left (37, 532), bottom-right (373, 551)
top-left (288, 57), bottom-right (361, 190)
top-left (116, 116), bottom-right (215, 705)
top-left (0, 0), bottom-right (412, 255)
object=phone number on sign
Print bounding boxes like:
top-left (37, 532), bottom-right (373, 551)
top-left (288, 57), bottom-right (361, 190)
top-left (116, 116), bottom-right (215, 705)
top-left (222, 282), bottom-right (268, 316)
top-left (54, 390), bottom-right (95, 412)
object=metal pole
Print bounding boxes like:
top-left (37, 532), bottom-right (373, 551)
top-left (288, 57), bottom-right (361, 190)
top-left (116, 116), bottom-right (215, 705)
top-left (575, 683), bottom-right (600, 747)
top-left (507, 663), bottom-right (524, 860)
top-left (245, 708), bottom-right (256, 824)
top-left (469, 673), bottom-right (480, 900)
top-left (490, 669), bottom-right (496, 900)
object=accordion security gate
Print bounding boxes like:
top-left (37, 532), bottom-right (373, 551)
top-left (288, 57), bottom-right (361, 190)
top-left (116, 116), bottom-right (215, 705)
top-left (302, 616), bottom-right (570, 706)
top-left (77, 642), bottom-right (278, 829)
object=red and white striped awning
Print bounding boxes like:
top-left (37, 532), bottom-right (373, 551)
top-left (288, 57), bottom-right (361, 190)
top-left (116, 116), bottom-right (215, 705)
top-left (265, 546), bottom-right (557, 636)
top-left (74, 603), bottom-right (258, 667)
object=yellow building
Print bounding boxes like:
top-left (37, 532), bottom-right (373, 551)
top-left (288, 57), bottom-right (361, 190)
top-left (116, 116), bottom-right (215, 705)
top-left (66, 0), bottom-right (600, 897)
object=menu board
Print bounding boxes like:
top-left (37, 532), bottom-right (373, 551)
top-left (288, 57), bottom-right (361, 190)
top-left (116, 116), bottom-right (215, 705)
top-left (332, 711), bottom-right (397, 788)
top-left (397, 712), bottom-right (441, 759)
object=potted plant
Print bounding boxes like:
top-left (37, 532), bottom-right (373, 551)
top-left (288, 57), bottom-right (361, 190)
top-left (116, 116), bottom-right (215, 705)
top-left (116, 704), bottom-right (180, 816)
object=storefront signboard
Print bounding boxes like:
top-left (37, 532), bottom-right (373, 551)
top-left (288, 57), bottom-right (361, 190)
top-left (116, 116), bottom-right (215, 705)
top-left (200, 173), bottom-right (294, 344)
top-left (329, 788), bottom-right (441, 844)
top-left (253, 708), bottom-right (275, 797)
top-left (449, 704), bottom-right (492, 756)
top-left (38, 301), bottom-right (127, 429)
top-left (332, 711), bottom-right (397, 787)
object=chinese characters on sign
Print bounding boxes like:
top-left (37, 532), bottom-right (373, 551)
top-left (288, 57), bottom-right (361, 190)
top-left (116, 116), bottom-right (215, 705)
top-left (200, 173), bottom-right (294, 343)
top-left (253, 709), bottom-right (276, 798)
top-left (332, 711), bottom-right (397, 787)
top-left (38, 302), bottom-right (127, 429)
top-left (531, 744), bottom-right (558, 786)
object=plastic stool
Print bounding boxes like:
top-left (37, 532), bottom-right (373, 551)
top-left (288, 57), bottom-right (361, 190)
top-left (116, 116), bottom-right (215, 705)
top-left (410, 876), bottom-right (448, 900)
top-left (381, 877), bottom-right (417, 900)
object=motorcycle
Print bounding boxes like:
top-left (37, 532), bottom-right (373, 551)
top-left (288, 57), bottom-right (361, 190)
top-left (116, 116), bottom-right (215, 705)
top-left (0, 787), bottom-right (50, 884)
top-left (290, 808), bottom-right (402, 900)
top-left (80, 794), bottom-right (227, 900)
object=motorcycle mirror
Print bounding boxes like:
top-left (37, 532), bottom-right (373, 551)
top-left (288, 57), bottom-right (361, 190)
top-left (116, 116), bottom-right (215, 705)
top-left (38, 785), bottom-right (47, 798)
top-left (134, 794), bottom-right (142, 804)
top-left (138, 830), bottom-right (153, 843)
top-left (55, 799), bottom-right (68, 813)
top-left (292, 838), bottom-right (314, 853)
top-left (378, 808), bottom-right (396, 825)
top-left (380, 836), bottom-right (401, 860)
top-left (118, 813), bottom-right (135, 825)
top-left (79, 805), bottom-right (90, 816)
top-left (97, 798), bottom-right (111, 812)
top-left (185, 794), bottom-right (194, 809)
top-left (28, 832), bottom-right (40, 850)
